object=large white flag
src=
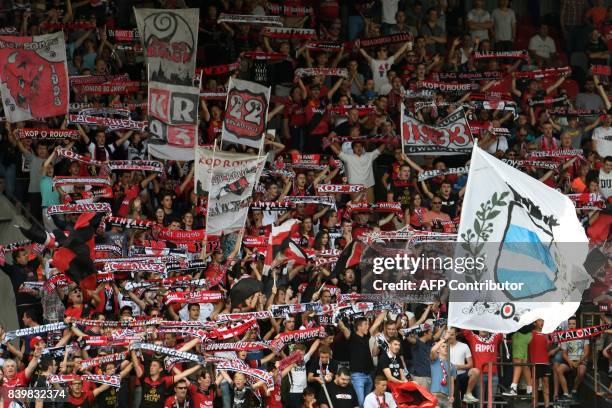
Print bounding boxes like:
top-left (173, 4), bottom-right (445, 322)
top-left (449, 145), bottom-right (592, 334)
top-left (196, 148), bottom-right (266, 235)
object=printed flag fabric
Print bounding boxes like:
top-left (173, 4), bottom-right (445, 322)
top-left (196, 148), bottom-right (266, 235)
top-left (263, 219), bottom-right (309, 276)
top-left (221, 78), bottom-right (271, 149)
top-left (449, 145), bottom-right (593, 334)
top-left (0, 32), bottom-right (69, 122)
top-left (147, 80), bottom-right (199, 147)
top-left (401, 105), bottom-right (473, 155)
top-left (134, 8), bottom-right (199, 84)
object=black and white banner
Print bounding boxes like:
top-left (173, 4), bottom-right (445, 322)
top-left (196, 148), bottom-right (266, 235)
top-left (401, 105), bottom-right (474, 155)
top-left (418, 166), bottom-right (470, 182)
top-left (221, 78), bottom-right (271, 149)
top-left (148, 80), bottom-right (199, 147)
top-left (135, 8), bottom-right (199, 84)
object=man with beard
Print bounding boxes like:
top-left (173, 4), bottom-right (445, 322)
top-left (320, 367), bottom-right (359, 408)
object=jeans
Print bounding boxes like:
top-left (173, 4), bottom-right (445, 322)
top-left (348, 15), bottom-right (364, 41)
top-left (289, 392), bottom-right (303, 408)
top-left (351, 372), bottom-right (373, 407)
top-left (0, 163), bottom-right (15, 197)
top-left (220, 381), bottom-right (232, 408)
top-left (290, 126), bottom-right (303, 151)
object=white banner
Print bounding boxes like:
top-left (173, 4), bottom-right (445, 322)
top-left (196, 148), bottom-right (266, 235)
top-left (401, 105), bottom-right (473, 155)
top-left (449, 145), bottom-right (593, 334)
top-left (0, 31), bottom-right (69, 122)
top-left (148, 80), bottom-right (199, 147)
top-left (134, 8), bottom-right (199, 83)
top-left (221, 78), bottom-right (271, 149)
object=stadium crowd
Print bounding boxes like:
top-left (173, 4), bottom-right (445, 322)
top-left (0, 0), bottom-right (610, 408)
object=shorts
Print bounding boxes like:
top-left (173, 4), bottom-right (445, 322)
top-left (535, 364), bottom-right (551, 378)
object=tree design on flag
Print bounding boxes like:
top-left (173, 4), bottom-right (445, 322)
top-left (460, 191), bottom-right (509, 283)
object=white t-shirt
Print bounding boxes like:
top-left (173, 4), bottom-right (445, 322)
top-left (487, 135), bottom-right (509, 154)
top-left (289, 352), bottom-right (312, 393)
top-left (467, 8), bottom-right (492, 40)
top-left (450, 341), bottom-right (472, 375)
top-left (381, 0), bottom-right (400, 24)
top-left (529, 35), bottom-right (556, 59)
top-left (492, 8), bottom-right (516, 42)
top-left (593, 126), bottom-right (612, 158)
top-left (599, 168), bottom-right (612, 199)
top-left (370, 56), bottom-right (396, 93)
top-left (339, 149), bottom-right (382, 188)
top-left (364, 391), bottom-right (398, 408)
top-left (179, 303), bottom-right (214, 321)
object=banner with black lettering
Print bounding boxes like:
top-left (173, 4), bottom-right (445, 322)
top-left (148, 80), bottom-right (199, 147)
top-left (221, 78), bottom-right (271, 149)
top-left (134, 8), bottom-right (199, 84)
top-left (196, 148), bottom-right (266, 235)
top-left (0, 31), bottom-right (69, 122)
top-left (401, 104), bottom-right (473, 155)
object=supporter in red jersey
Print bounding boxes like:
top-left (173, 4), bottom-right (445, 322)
top-left (461, 330), bottom-right (503, 404)
top-left (188, 370), bottom-right (218, 408)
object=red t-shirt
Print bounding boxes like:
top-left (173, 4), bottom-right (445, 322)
top-left (463, 330), bottom-right (503, 374)
top-left (116, 184), bottom-right (140, 217)
top-left (2, 370), bottom-right (30, 407)
top-left (285, 102), bottom-right (306, 128)
top-left (305, 99), bottom-right (330, 136)
top-left (67, 391), bottom-right (95, 408)
top-left (265, 381), bottom-right (282, 408)
top-left (206, 120), bottom-right (223, 144)
top-left (529, 330), bottom-right (550, 364)
top-left (189, 384), bottom-right (215, 408)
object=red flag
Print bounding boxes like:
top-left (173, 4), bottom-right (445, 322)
top-left (387, 381), bottom-right (438, 408)
top-left (263, 219), bottom-right (307, 274)
top-left (346, 240), bottom-right (365, 268)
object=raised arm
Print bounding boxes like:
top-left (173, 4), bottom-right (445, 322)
top-left (402, 153), bottom-right (424, 172)
top-left (545, 74), bottom-right (567, 95)
top-left (327, 77), bottom-right (344, 100)
top-left (337, 318), bottom-right (351, 340)
top-left (76, 124), bottom-right (91, 145)
top-left (131, 350), bottom-right (144, 378)
top-left (369, 310), bottom-right (388, 336)
top-left (392, 41), bottom-right (413, 62)
top-left (358, 47), bottom-right (373, 64)
top-left (173, 364), bottom-right (202, 382)
top-left (594, 75), bottom-right (611, 110)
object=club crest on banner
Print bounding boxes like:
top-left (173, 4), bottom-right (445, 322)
top-left (0, 32), bottom-right (69, 122)
top-left (221, 78), bottom-right (271, 149)
top-left (450, 145), bottom-right (593, 333)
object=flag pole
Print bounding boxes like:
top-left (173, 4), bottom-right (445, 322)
top-left (321, 382), bottom-right (334, 408)
top-left (201, 139), bottom-right (217, 260)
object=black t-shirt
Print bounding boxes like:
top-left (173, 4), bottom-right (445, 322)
top-left (377, 351), bottom-right (405, 381)
top-left (326, 382), bottom-right (359, 408)
top-left (439, 192), bottom-right (459, 218)
top-left (95, 386), bottom-right (118, 408)
top-left (306, 357), bottom-right (339, 379)
top-left (389, 179), bottom-right (412, 206)
top-left (348, 331), bottom-right (374, 373)
top-left (232, 386), bottom-right (260, 408)
top-left (140, 375), bottom-right (174, 408)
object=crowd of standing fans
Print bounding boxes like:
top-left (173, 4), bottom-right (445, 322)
top-left (0, 0), bottom-right (610, 408)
